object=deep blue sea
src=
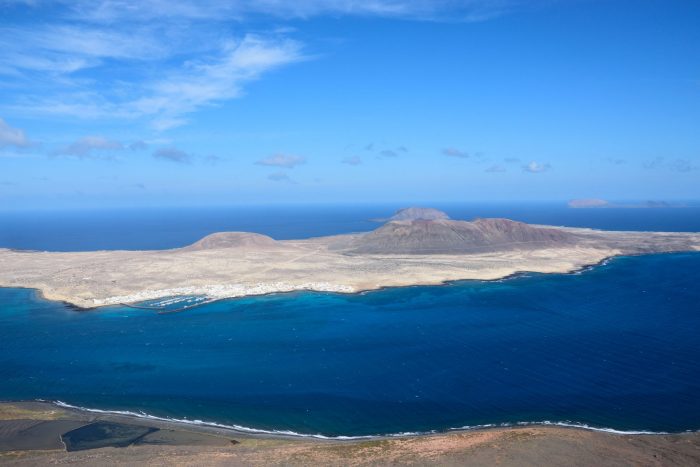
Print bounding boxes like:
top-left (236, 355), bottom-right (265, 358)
top-left (1, 204), bottom-right (699, 437)
top-left (2, 202), bottom-right (700, 251)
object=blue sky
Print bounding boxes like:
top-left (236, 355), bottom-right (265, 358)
top-left (0, 0), bottom-right (699, 208)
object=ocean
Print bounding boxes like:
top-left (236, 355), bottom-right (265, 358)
top-left (2, 202), bottom-right (700, 251)
top-left (0, 204), bottom-right (699, 437)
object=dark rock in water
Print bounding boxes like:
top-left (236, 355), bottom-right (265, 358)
top-left (181, 232), bottom-right (279, 251)
top-left (389, 207), bottom-right (450, 221)
top-left (350, 217), bottom-right (575, 254)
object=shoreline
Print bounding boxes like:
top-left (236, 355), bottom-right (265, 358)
top-left (7, 251), bottom-right (692, 312)
top-left (3, 401), bottom-right (700, 466)
top-left (10, 252), bottom-right (622, 311)
top-left (45, 399), bottom-right (692, 439)
top-left (1, 220), bottom-right (698, 309)
top-left (4, 397), bottom-right (699, 440)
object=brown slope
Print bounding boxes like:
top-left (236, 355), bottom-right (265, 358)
top-left (348, 218), bottom-right (576, 254)
top-left (181, 232), bottom-right (280, 251)
top-left (389, 207), bottom-right (450, 221)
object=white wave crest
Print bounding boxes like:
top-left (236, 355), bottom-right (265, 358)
top-left (92, 282), bottom-right (355, 306)
top-left (51, 400), bottom-right (688, 439)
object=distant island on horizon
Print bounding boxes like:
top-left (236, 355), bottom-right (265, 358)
top-left (1, 207), bottom-right (698, 309)
top-left (568, 199), bottom-right (689, 209)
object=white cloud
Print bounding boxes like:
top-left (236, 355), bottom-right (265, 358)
top-left (442, 147), bottom-right (468, 158)
top-left (485, 164), bottom-right (506, 172)
top-left (669, 158), bottom-right (698, 172)
top-left (643, 156), bottom-right (665, 169)
top-left (55, 135), bottom-right (123, 158)
top-left (342, 155), bottom-right (362, 165)
top-left (0, 1), bottom-right (524, 131)
top-left (153, 147), bottom-right (191, 163)
top-left (0, 24), bottom-right (169, 80)
top-left (267, 171), bottom-right (294, 182)
top-left (3, 27), bottom-right (305, 130)
top-left (203, 154), bottom-right (224, 165)
top-left (522, 161), bottom-right (550, 173)
top-left (58, 0), bottom-right (519, 23)
top-left (140, 35), bottom-right (304, 130)
top-left (644, 156), bottom-right (698, 172)
top-left (15, 25), bottom-right (165, 60)
top-left (605, 157), bottom-right (626, 165)
top-left (0, 118), bottom-right (30, 148)
top-left (7, 34), bottom-right (304, 130)
top-left (128, 140), bottom-right (149, 151)
top-left (256, 153), bottom-right (306, 168)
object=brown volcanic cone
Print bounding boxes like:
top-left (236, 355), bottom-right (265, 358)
top-left (350, 217), bottom-right (575, 254)
top-left (181, 232), bottom-right (280, 251)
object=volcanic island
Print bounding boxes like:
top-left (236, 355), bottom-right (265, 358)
top-left (1, 207), bottom-right (698, 309)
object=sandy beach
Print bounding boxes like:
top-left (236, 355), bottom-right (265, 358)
top-left (1, 401), bottom-right (699, 466)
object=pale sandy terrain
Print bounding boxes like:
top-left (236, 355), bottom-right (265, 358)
top-left (0, 224), bottom-right (698, 308)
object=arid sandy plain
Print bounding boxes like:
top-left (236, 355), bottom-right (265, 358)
top-left (0, 218), bottom-right (699, 308)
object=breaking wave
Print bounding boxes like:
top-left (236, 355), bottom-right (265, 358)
top-left (52, 400), bottom-right (682, 439)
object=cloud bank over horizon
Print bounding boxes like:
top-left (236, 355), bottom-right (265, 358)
top-left (0, 0), bottom-right (698, 207)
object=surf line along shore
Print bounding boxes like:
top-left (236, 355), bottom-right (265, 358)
top-left (2, 401), bottom-right (700, 465)
top-left (1, 208), bottom-right (698, 309)
top-left (118, 294), bottom-right (243, 315)
top-left (115, 255), bottom-right (621, 315)
top-left (118, 300), bottom-right (218, 314)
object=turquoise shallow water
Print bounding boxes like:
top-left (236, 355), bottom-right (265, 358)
top-left (1, 253), bottom-right (700, 437)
